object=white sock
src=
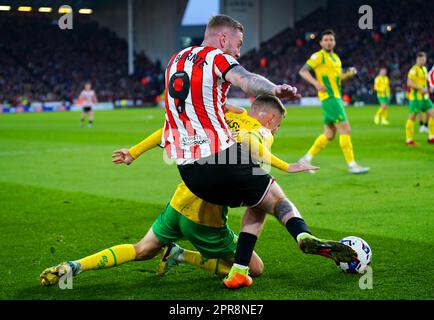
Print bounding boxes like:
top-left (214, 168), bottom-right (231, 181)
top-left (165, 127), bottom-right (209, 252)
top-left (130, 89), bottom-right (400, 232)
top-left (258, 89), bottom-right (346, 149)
top-left (233, 263), bottom-right (249, 270)
top-left (348, 161), bottom-right (357, 168)
top-left (304, 153), bottom-right (313, 161)
top-left (296, 232), bottom-right (312, 242)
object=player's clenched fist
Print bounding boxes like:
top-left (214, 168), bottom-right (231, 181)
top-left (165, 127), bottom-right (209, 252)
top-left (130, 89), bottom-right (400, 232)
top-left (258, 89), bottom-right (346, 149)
top-left (274, 84), bottom-right (302, 100)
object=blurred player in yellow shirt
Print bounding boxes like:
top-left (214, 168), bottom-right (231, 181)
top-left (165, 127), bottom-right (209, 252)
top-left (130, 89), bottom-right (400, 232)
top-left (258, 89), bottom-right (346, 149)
top-left (374, 68), bottom-right (391, 125)
top-left (298, 29), bottom-right (369, 174)
top-left (405, 52), bottom-right (434, 145)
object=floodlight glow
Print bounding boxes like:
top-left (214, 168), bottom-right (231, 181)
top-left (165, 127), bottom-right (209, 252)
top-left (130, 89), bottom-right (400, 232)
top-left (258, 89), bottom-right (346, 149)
top-left (78, 8), bottom-right (92, 14)
top-left (18, 6), bottom-right (32, 12)
top-left (0, 5), bottom-right (11, 11)
top-left (59, 7), bottom-right (72, 14)
top-left (38, 7), bottom-right (52, 13)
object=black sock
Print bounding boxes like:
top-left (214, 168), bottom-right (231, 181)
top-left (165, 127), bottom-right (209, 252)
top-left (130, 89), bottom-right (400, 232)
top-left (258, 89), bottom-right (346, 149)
top-left (420, 121), bottom-right (424, 126)
top-left (89, 120), bottom-right (93, 124)
top-left (424, 122), bottom-right (428, 127)
top-left (233, 232), bottom-right (257, 267)
top-left (285, 217), bottom-right (311, 241)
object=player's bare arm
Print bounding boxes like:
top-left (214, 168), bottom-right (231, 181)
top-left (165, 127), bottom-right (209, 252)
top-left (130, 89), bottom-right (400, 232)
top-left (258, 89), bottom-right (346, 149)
top-left (299, 64), bottom-right (325, 91)
top-left (342, 67), bottom-right (357, 81)
top-left (240, 132), bottom-right (319, 173)
top-left (226, 65), bottom-right (301, 100)
top-left (112, 128), bottom-right (163, 165)
top-left (407, 78), bottom-right (428, 94)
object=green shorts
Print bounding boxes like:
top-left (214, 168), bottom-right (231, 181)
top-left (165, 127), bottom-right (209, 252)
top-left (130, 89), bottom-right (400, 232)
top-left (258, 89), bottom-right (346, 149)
top-left (321, 97), bottom-right (348, 124)
top-left (377, 96), bottom-right (390, 105)
top-left (409, 99), bottom-right (434, 114)
top-left (152, 204), bottom-right (237, 260)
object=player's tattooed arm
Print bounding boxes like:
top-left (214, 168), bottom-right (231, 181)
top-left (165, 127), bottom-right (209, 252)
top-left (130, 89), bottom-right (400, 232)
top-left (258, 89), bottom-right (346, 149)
top-left (226, 65), bottom-right (301, 100)
top-left (225, 65), bottom-right (276, 96)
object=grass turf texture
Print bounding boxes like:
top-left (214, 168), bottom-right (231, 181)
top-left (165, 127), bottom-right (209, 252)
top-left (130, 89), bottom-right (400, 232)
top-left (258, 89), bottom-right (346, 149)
top-left (0, 106), bottom-right (433, 300)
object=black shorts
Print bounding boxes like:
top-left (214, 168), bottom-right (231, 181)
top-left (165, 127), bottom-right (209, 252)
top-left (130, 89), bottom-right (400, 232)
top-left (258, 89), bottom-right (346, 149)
top-left (83, 106), bottom-right (92, 113)
top-left (178, 143), bottom-right (273, 208)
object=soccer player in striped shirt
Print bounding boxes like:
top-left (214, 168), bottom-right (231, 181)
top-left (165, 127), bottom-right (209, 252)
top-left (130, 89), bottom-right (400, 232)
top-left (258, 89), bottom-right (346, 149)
top-left (78, 82), bottom-right (97, 128)
top-left (298, 29), bottom-right (370, 174)
top-left (405, 52), bottom-right (434, 145)
top-left (374, 68), bottom-right (391, 125)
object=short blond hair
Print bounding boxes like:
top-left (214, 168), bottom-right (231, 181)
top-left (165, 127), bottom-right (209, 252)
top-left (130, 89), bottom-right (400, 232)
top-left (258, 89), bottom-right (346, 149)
top-left (206, 14), bottom-right (244, 33)
top-left (251, 95), bottom-right (286, 117)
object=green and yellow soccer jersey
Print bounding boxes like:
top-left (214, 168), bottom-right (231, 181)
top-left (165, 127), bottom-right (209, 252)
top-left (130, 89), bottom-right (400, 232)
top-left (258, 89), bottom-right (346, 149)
top-left (374, 75), bottom-right (390, 98)
top-left (408, 65), bottom-right (429, 100)
top-left (306, 49), bottom-right (343, 101)
top-left (225, 110), bottom-right (274, 150)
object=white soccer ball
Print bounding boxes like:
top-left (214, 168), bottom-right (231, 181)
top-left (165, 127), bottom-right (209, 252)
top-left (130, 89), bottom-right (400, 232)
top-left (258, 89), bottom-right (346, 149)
top-left (336, 236), bottom-right (372, 273)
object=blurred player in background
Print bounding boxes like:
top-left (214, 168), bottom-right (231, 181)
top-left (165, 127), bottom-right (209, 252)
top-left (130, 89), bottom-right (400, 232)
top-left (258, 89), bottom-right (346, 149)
top-left (419, 64), bottom-right (434, 133)
top-left (374, 68), bottom-right (391, 125)
top-left (298, 29), bottom-right (370, 174)
top-left (405, 52), bottom-right (434, 145)
top-left (79, 82), bottom-right (97, 128)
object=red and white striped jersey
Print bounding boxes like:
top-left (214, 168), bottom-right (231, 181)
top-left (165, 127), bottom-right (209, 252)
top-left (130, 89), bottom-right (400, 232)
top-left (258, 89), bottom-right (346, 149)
top-left (428, 65), bottom-right (434, 89)
top-left (161, 46), bottom-right (239, 164)
top-left (79, 90), bottom-right (96, 106)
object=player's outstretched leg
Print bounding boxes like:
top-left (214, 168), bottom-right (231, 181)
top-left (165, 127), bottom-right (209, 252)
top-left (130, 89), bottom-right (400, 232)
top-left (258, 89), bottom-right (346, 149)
top-left (39, 261), bottom-right (80, 286)
top-left (40, 229), bottom-right (165, 286)
top-left (39, 244), bottom-right (136, 286)
top-left (297, 233), bottom-right (357, 263)
top-left (224, 182), bottom-right (357, 289)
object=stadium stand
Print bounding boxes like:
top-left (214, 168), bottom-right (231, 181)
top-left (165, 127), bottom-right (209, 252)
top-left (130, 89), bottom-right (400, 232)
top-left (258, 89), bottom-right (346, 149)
top-left (231, 0), bottom-right (434, 103)
top-left (0, 0), bottom-right (433, 106)
top-left (0, 13), bottom-right (164, 106)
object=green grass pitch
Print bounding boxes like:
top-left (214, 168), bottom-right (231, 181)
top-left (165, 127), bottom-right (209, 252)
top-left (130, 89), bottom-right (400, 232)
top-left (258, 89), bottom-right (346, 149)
top-left (0, 105), bottom-right (433, 300)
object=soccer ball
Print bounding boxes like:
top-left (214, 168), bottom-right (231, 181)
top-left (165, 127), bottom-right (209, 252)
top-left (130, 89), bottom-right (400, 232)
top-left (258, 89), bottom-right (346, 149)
top-left (336, 236), bottom-right (372, 273)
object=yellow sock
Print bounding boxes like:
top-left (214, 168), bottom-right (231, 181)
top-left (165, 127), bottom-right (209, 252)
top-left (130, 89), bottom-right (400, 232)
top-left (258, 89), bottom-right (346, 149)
top-left (381, 108), bottom-right (388, 120)
top-left (339, 134), bottom-right (355, 164)
top-left (77, 244), bottom-right (136, 271)
top-left (183, 249), bottom-right (231, 277)
top-left (405, 119), bottom-right (415, 142)
top-left (307, 134), bottom-right (330, 157)
top-left (428, 118), bottom-right (434, 139)
top-left (376, 107), bottom-right (384, 117)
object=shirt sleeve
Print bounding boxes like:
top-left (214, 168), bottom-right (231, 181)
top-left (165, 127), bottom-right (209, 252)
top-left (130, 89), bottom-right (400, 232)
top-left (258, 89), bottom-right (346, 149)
top-left (214, 53), bottom-right (239, 81)
top-left (408, 68), bottom-right (418, 81)
top-left (240, 129), bottom-right (289, 172)
top-left (128, 128), bottom-right (164, 159)
top-left (306, 52), bottom-right (322, 70)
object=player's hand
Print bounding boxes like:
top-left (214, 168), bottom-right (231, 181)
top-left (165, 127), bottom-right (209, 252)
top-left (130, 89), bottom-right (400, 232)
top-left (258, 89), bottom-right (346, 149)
top-left (422, 88), bottom-right (429, 94)
top-left (274, 84), bottom-right (302, 100)
top-left (315, 83), bottom-right (326, 92)
top-left (112, 149), bottom-right (134, 165)
top-left (348, 67), bottom-right (357, 76)
top-left (287, 163), bottom-right (320, 173)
